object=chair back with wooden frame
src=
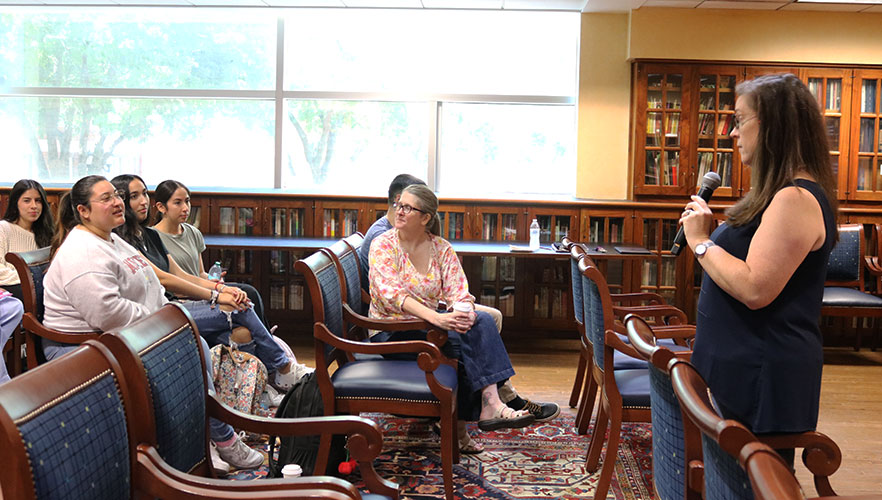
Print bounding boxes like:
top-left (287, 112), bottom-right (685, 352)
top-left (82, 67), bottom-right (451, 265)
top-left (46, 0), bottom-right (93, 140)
top-left (98, 302), bottom-right (397, 499)
top-left (295, 249), bottom-right (457, 500)
top-left (670, 359), bottom-right (843, 499)
top-left (6, 247), bottom-right (99, 369)
top-left (0, 339), bottom-right (358, 500)
top-left (579, 256), bottom-right (652, 500)
top-left (822, 223), bottom-right (882, 350)
top-left (566, 241), bottom-right (588, 409)
top-left (624, 314), bottom-right (702, 500)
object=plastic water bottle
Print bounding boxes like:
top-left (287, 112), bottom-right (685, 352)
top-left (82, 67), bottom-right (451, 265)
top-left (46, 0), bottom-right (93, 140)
top-left (207, 261), bottom-right (224, 281)
top-left (529, 219), bottom-right (540, 251)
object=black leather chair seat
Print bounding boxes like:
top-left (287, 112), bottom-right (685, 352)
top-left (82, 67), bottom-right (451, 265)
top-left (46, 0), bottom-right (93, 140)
top-left (332, 359), bottom-right (458, 400)
top-left (615, 369), bottom-right (651, 407)
top-left (823, 287), bottom-right (882, 308)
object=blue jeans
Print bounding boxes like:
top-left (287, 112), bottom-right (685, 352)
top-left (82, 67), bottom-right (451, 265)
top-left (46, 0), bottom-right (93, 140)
top-left (0, 296), bottom-right (24, 384)
top-left (372, 311), bottom-right (515, 421)
top-left (181, 300), bottom-right (289, 373)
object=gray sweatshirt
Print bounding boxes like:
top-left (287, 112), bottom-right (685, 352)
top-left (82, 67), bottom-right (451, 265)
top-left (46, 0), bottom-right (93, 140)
top-left (43, 227), bottom-right (168, 333)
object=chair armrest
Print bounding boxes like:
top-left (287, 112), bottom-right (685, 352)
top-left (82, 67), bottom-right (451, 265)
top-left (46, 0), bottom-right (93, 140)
top-left (315, 322), bottom-right (452, 372)
top-left (604, 329), bottom-right (643, 361)
top-left (865, 256), bottom-right (882, 278)
top-left (341, 305), bottom-right (449, 348)
top-left (611, 292), bottom-right (666, 306)
top-left (135, 445), bottom-right (360, 500)
top-left (757, 431), bottom-right (841, 497)
top-left (612, 304), bottom-right (690, 326)
top-left (206, 400), bottom-right (399, 498)
top-left (22, 313), bottom-right (100, 344)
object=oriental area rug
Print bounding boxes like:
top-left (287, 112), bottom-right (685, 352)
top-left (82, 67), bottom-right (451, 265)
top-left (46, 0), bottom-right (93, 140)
top-left (228, 413), bottom-right (655, 500)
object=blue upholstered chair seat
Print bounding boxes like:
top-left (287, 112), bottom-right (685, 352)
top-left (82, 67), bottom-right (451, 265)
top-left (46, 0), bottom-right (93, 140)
top-left (822, 286), bottom-right (882, 307)
top-left (614, 369), bottom-right (651, 407)
top-left (613, 349), bottom-right (648, 370)
top-left (331, 359), bottom-right (458, 400)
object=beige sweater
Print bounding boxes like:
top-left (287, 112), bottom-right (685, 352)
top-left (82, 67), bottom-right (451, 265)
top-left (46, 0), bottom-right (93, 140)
top-left (0, 220), bottom-right (38, 286)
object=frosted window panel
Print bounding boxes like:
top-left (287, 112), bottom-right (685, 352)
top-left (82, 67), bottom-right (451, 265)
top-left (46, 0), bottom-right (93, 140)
top-left (0, 8), bottom-right (275, 90)
top-left (0, 97), bottom-right (274, 186)
top-left (437, 103), bottom-right (575, 197)
top-left (283, 9), bottom-right (578, 96)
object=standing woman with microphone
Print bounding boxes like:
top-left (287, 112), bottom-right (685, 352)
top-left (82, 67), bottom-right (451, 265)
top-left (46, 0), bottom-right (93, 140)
top-left (679, 73), bottom-right (837, 466)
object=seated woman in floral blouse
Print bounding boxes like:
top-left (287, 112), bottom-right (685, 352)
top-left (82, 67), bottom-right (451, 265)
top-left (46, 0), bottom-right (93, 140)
top-left (368, 184), bottom-right (534, 453)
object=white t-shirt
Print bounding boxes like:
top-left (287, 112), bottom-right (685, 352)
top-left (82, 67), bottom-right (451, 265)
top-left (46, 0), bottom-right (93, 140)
top-left (43, 227), bottom-right (168, 333)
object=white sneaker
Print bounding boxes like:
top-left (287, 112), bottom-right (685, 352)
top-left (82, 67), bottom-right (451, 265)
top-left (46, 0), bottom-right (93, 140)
top-left (260, 384), bottom-right (285, 407)
top-left (273, 363), bottom-right (314, 391)
top-left (216, 432), bottom-right (264, 470)
top-left (209, 442), bottom-right (231, 475)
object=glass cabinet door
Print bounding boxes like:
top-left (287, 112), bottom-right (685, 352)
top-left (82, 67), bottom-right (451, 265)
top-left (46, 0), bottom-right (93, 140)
top-left (694, 67), bottom-right (742, 198)
top-left (849, 70), bottom-right (882, 201)
top-left (801, 68), bottom-right (852, 200)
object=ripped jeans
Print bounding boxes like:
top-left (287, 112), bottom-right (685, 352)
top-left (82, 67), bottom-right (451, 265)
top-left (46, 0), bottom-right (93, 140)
top-left (180, 300), bottom-right (289, 373)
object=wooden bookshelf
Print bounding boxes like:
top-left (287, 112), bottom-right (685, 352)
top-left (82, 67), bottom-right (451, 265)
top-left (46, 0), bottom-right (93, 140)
top-left (848, 69), bottom-right (882, 201)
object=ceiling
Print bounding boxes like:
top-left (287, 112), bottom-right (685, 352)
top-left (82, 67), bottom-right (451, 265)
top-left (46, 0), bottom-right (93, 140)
top-left (1, 0), bottom-right (881, 14)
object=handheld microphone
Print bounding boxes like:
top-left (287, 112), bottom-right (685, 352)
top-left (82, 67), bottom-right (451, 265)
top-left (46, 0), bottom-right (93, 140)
top-left (671, 171), bottom-right (722, 256)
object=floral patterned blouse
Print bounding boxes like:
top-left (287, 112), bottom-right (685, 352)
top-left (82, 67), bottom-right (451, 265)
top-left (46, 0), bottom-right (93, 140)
top-left (368, 228), bottom-right (474, 330)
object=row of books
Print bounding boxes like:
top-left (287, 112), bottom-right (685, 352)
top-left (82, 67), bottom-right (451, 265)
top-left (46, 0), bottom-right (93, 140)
top-left (645, 151), bottom-right (680, 187)
top-left (322, 209), bottom-right (359, 238)
top-left (808, 78), bottom-right (842, 112)
top-left (539, 263), bottom-right (567, 284)
top-left (481, 256), bottom-right (516, 282)
top-left (641, 258), bottom-right (677, 288)
top-left (187, 207), bottom-right (202, 230)
top-left (862, 80), bottom-right (878, 114)
top-left (270, 208), bottom-right (305, 237)
top-left (480, 288), bottom-right (515, 317)
top-left (442, 213), bottom-right (465, 240)
top-left (855, 157), bottom-right (880, 191)
top-left (268, 249), bottom-right (304, 274)
top-left (533, 287), bottom-right (566, 320)
top-left (268, 282), bottom-right (305, 311)
top-left (479, 214), bottom-right (519, 241)
top-left (695, 151), bottom-right (732, 187)
top-left (218, 207), bottom-right (256, 235)
top-left (218, 249), bottom-right (253, 274)
top-left (587, 218), bottom-right (625, 244)
top-left (858, 119), bottom-right (881, 153)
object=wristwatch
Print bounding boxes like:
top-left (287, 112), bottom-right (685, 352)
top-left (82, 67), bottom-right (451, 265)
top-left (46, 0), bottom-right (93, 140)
top-left (695, 240), bottom-right (715, 258)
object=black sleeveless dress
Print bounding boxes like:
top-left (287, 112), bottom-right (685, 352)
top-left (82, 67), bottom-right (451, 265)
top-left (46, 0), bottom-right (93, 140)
top-left (692, 179), bottom-right (836, 434)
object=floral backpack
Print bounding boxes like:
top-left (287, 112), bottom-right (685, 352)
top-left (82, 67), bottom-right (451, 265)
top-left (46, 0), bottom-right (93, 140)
top-left (209, 344), bottom-right (267, 416)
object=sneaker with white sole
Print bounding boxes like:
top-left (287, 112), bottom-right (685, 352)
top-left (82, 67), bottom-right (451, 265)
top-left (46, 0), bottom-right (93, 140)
top-left (273, 363), bottom-right (314, 391)
top-left (260, 384), bottom-right (285, 407)
top-left (215, 432), bottom-right (264, 470)
top-left (209, 442), bottom-right (231, 475)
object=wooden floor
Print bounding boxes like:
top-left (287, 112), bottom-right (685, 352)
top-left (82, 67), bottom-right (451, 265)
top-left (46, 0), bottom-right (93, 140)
top-left (288, 335), bottom-right (882, 496)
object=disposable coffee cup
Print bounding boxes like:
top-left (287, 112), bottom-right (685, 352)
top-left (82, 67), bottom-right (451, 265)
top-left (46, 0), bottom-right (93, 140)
top-left (281, 463), bottom-right (303, 478)
top-left (452, 302), bottom-right (473, 313)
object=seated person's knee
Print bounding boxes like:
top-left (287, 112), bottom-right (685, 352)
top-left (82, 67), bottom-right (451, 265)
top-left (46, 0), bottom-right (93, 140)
top-left (230, 326), bottom-right (253, 344)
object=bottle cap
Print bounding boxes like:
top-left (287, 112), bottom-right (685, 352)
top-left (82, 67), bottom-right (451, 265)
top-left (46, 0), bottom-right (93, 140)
top-left (281, 463), bottom-right (302, 478)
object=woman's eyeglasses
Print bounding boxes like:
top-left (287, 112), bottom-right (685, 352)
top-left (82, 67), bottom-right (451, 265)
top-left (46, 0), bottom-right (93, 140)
top-left (393, 202), bottom-right (427, 215)
top-left (733, 115), bottom-right (756, 130)
top-left (91, 189), bottom-right (126, 205)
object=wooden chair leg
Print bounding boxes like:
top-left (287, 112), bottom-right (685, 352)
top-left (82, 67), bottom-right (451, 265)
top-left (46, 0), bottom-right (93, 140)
top-left (585, 397), bottom-right (608, 472)
top-left (440, 412), bottom-right (456, 500)
top-left (24, 331), bottom-right (39, 371)
top-left (8, 325), bottom-right (23, 377)
top-left (569, 352), bottom-right (587, 408)
top-left (314, 432), bottom-right (332, 476)
top-left (575, 372), bottom-right (597, 436)
top-left (592, 407), bottom-right (622, 500)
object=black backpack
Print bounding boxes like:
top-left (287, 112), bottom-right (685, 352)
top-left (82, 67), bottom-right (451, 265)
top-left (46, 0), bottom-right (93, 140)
top-left (267, 372), bottom-right (346, 477)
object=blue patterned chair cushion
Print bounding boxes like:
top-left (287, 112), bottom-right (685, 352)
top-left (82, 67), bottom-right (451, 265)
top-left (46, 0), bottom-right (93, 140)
top-left (649, 366), bottom-right (687, 500)
top-left (340, 252), bottom-right (365, 316)
top-left (702, 435), bottom-right (754, 500)
top-left (30, 261), bottom-right (50, 321)
top-left (822, 287), bottom-right (882, 307)
top-left (614, 369), bottom-right (651, 407)
top-left (826, 229), bottom-right (860, 282)
top-left (613, 350), bottom-right (649, 370)
top-left (140, 326), bottom-right (207, 473)
top-left (570, 258), bottom-right (583, 324)
top-left (317, 262), bottom-right (344, 338)
top-left (331, 360), bottom-right (458, 400)
top-left (18, 372), bottom-right (130, 500)
top-left (582, 275), bottom-right (606, 366)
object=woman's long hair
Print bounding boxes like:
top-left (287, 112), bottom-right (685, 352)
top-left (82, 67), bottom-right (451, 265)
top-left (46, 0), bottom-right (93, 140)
top-left (51, 175), bottom-right (106, 258)
top-left (403, 184), bottom-right (441, 236)
top-left (110, 174), bottom-right (147, 249)
top-left (2, 179), bottom-right (56, 247)
top-left (152, 179), bottom-right (190, 224)
top-left (726, 73), bottom-right (838, 227)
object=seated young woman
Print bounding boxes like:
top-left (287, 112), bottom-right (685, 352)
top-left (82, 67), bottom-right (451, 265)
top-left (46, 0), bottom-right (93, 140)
top-left (150, 179), bottom-right (270, 329)
top-left (108, 174), bottom-right (310, 393)
top-left (368, 184), bottom-right (535, 453)
top-left (41, 175), bottom-right (263, 471)
top-left (0, 179), bottom-right (55, 302)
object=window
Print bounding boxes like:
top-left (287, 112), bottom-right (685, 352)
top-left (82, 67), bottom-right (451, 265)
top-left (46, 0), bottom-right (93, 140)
top-left (1, 7), bottom-right (579, 197)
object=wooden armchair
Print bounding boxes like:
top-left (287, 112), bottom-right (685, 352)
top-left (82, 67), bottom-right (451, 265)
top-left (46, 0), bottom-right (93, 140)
top-left (624, 314), bottom-right (702, 500)
top-left (98, 302), bottom-right (398, 499)
top-left (739, 442), bottom-right (882, 500)
top-left (669, 359), bottom-right (842, 499)
top-left (6, 248), bottom-right (99, 369)
top-left (822, 223), bottom-right (882, 351)
top-left (295, 249), bottom-right (459, 500)
top-left (0, 340), bottom-right (357, 500)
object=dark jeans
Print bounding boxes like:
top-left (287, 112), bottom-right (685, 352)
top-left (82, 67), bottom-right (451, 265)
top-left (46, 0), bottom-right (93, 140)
top-left (371, 311), bottom-right (515, 421)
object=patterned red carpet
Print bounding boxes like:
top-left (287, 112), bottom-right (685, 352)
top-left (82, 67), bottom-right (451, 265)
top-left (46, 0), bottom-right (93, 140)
top-left (228, 413), bottom-right (655, 500)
